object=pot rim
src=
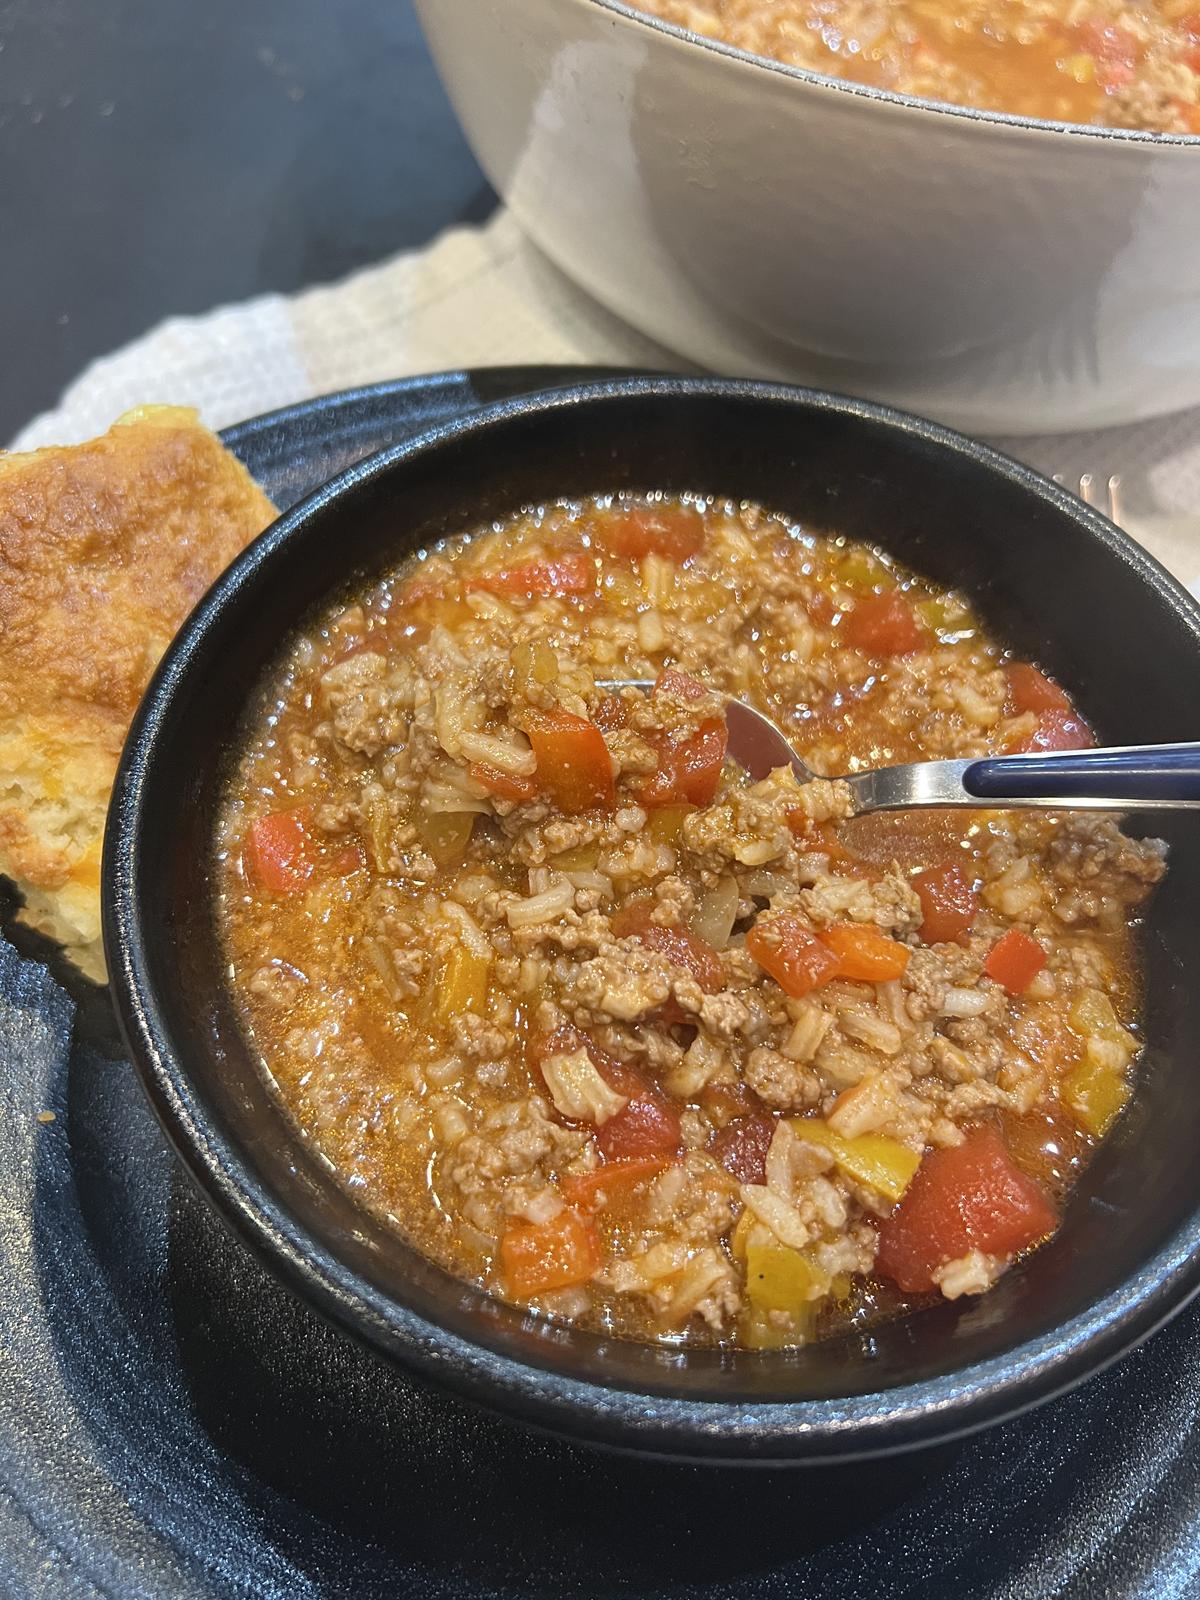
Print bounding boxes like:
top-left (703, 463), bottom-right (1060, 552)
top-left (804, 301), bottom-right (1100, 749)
top-left (584, 0), bottom-right (1200, 150)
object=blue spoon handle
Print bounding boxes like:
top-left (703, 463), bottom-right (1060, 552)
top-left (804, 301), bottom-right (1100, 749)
top-left (965, 742), bottom-right (1200, 806)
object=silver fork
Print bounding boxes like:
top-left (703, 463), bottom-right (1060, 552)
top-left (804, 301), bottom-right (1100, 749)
top-left (1058, 471), bottom-right (1123, 527)
top-left (602, 468), bottom-right (1200, 812)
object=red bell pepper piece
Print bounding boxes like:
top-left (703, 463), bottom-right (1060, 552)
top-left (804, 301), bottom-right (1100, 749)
top-left (247, 808), bottom-right (314, 893)
top-left (984, 928), bottom-right (1047, 993)
top-left (524, 707), bottom-right (615, 813)
top-left (499, 1209), bottom-right (600, 1297)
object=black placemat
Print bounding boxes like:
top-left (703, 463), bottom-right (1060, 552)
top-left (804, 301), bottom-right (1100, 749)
top-left (5, 367), bottom-right (1200, 1599)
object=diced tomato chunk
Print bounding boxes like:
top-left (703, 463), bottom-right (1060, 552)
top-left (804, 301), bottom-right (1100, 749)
top-left (499, 1208), bottom-right (601, 1298)
top-left (708, 1114), bottom-right (777, 1186)
top-left (1007, 708), bottom-right (1094, 753)
top-left (594, 505), bottom-right (705, 564)
top-left (785, 818), bottom-right (879, 883)
top-left (676, 719), bottom-right (728, 803)
top-left (560, 1158), bottom-right (668, 1214)
top-left (636, 719), bottom-right (728, 808)
top-left (820, 924), bottom-right (911, 982)
top-left (984, 928), bottom-right (1047, 994)
top-left (874, 1124), bottom-right (1056, 1293)
top-left (597, 1094), bottom-right (683, 1162)
top-left (468, 552), bottom-right (593, 599)
top-left (469, 761), bottom-right (538, 803)
top-left (247, 807), bottom-right (314, 893)
top-left (524, 707), bottom-right (615, 813)
top-left (532, 1027), bottom-right (680, 1164)
top-left (746, 911), bottom-right (841, 998)
top-left (843, 591), bottom-right (926, 656)
top-left (611, 900), bottom-right (724, 993)
top-left (1005, 661), bottom-right (1073, 716)
top-left (912, 861), bottom-right (979, 944)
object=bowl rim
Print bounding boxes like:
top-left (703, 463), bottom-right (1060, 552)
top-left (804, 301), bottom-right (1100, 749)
top-left (582, 0), bottom-right (1200, 150)
top-left (105, 375), bottom-right (1200, 1464)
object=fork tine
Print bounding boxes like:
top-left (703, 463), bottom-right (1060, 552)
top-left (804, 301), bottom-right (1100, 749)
top-left (1073, 472), bottom-right (1123, 527)
top-left (1106, 473), bottom-right (1123, 527)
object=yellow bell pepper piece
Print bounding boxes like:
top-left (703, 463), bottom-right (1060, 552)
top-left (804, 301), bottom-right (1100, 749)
top-left (837, 548), bottom-right (894, 593)
top-left (1063, 1055), bottom-right (1130, 1138)
top-left (1062, 986), bottom-right (1136, 1137)
top-left (745, 1240), bottom-right (830, 1312)
top-left (916, 596), bottom-right (973, 637)
top-left (741, 1241), bottom-right (830, 1348)
top-left (790, 1118), bottom-right (921, 1203)
top-left (417, 808), bottom-right (475, 868)
top-left (647, 805), bottom-right (695, 846)
top-left (434, 944), bottom-right (490, 1024)
top-left (551, 841), bottom-right (601, 871)
top-left (730, 1207), bottom-right (756, 1262)
top-left (1067, 987), bottom-right (1121, 1041)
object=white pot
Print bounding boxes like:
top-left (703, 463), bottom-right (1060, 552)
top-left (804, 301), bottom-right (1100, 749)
top-left (415, 0), bottom-right (1200, 434)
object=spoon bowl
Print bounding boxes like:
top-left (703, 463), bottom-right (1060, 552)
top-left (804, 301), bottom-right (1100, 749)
top-left (601, 679), bottom-right (1200, 812)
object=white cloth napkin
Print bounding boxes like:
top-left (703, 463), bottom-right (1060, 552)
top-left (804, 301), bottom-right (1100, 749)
top-left (11, 209), bottom-right (1200, 589)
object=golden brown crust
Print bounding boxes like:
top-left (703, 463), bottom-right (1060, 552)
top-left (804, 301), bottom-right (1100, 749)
top-left (0, 406), bottom-right (276, 978)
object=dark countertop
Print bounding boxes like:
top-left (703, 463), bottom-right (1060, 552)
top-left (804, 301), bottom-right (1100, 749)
top-left (0, 0), bottom-right (493, 444)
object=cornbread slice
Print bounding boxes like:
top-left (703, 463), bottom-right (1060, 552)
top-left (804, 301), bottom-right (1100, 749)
top-left (0, 406), bottom-right (276, 980)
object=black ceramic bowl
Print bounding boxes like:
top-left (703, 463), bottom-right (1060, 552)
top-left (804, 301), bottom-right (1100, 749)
top-left (105, 378), bottom-right (1200, 1466)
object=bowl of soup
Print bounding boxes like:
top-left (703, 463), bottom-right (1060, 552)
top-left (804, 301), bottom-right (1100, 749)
top-left (413, 0), bottom-right (1200, 433)
top-left (105, 378), bottom-right (1200, 1463)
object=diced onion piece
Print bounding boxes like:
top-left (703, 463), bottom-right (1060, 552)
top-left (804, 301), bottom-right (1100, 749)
top-left (539, 1047), bottom-right (629, 1125)
top-left (739, 1185), bottom-right (811, 1250)
top-left (457, 729), bottom-right (537, 776)
top-left (690, 876), bottom-right (739, 949)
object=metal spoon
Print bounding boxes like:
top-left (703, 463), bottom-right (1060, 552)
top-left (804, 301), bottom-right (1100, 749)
top-left (600, 680), bottom-right (1200, 813)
